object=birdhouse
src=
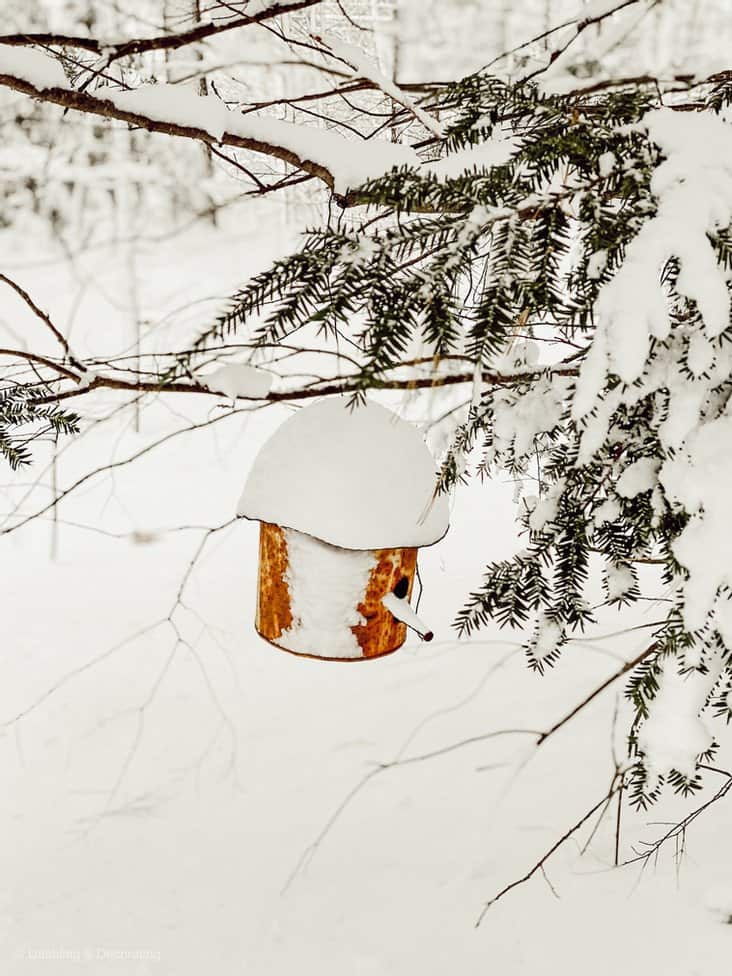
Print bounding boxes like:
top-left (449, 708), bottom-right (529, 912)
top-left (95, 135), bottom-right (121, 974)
top-left (237, 397), bottom-right (449, 661)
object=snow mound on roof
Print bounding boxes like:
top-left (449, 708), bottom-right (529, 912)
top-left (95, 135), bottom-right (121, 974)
top-left (237, 397), bottom-right (449, 550)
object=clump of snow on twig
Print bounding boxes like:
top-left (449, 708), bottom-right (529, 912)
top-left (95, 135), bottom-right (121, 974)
top-left (203, 362), bottom-right (272, 401)
top-left (661, 417), bottom-right (732, 632)
top-left (339, 235), bottom-right (379, 267)
top-left (637, 653), bottom-right (724, 785)
top-left (527, 477), bottom-right (566, 533)
top-left (529, 614), bottom-right (565, 668)
top-left (492, 375), bottom-right (569, 458)
top-left (321, 34), bottom-right (444, 139)
top-left (0, 44), bottom-right (70, 90)
top-left (615, 457), bottom-right (660, 499)
top-left (586, 249), bottom-right (607, 280)
top-left (604, 563), bottom-right (636, 602)
top-left (423, 132), bottom-right (519, 181)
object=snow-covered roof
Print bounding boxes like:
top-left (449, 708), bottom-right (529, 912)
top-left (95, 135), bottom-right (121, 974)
top-left (237, 397), bottom-right (450, 550)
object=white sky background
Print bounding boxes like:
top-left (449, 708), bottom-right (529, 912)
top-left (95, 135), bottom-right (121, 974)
top-left (2, 2), bottom-right (732, 973)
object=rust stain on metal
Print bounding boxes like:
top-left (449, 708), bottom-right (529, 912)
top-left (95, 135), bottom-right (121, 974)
top-left (256, 522), bottom-right (293, 640)
top-left (353, 547), bottom-right (417, 658)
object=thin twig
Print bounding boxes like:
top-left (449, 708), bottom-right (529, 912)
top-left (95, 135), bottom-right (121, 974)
top-left (476, 776), bottom-right (620, 925)
top-left (622, 774), bottom-right (732, 869)
top-left (0, 273), bottom-right (83, 369)
top-left (0, 1), bottom-right (324, 61)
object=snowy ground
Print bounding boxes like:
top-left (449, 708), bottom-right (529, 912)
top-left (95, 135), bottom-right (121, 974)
top-left (2, 211), bottom-right (732, 975)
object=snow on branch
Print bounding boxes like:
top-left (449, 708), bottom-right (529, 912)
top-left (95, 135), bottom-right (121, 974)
top-left (0, 44), bottom-right (70, 90)
top-left (637, 652), bottom-right (725, 784)
top-left (0, 45), bottom-right (419, 199)
top-left (33, 362), bottom-right (580, 410)
top-left (315, 33), bottom-right (444, 139)
top-left (423, 131), bottom-right (519, 180)
top-left (574, 108), bottom-right (732, 418)
top-left (202, 363), bottom-right (273, 401)
top-left (569, 105), bottom-right (732, 671)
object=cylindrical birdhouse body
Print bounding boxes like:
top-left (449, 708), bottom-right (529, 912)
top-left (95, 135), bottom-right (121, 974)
top-left (256, 522), bottom-right (418, 660)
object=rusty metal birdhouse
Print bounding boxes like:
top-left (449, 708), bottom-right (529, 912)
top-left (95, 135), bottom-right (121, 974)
top-left (237, 397), bottom-right (449, 661)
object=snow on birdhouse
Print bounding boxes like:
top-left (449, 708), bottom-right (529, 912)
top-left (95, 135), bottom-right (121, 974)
top-left (237, 396), bottom-right (449, 661)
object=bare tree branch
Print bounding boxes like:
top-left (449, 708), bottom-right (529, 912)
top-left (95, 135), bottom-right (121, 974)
top-left (475, 775), bottom-right (621, 925)
top-left (536, 644), bottom-right (657, 747)
top-left (0, 272), bottom-right (83, 370)
top-left (525, 1), bottom-right (662, 81)
top-left (483, 0), bottom-right (652, 79)
top-left (0, 1), bottom-right (325, 61)
top-left (283, 643), bottom-right (655, 892)
top-left (623, 769), bottom-right (732, 869)
top-left (0, 347), bottom-right (81, 381)
top-left (30, 363), bottom-right (581, 407)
